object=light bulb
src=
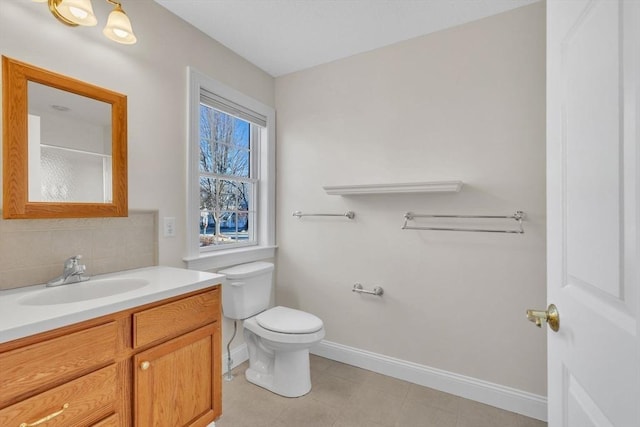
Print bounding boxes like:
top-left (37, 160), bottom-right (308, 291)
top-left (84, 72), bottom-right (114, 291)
top-left (113, 28), bottom-right (128, 38)
top-left (68, 6), bottom-right (88, 20)
top-left (55, 0), bottom-right (97, 26)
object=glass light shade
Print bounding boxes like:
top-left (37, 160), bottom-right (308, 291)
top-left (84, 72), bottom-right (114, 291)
top-left (103, 6), bottom-right (137, 44)
top-left (55, 0), bottom-right (97, 26)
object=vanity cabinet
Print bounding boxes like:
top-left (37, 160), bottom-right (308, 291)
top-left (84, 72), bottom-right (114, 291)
top-left (0, 286), bottom-right (221, 427)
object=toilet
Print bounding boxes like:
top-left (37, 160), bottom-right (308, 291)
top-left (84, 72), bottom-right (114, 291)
top-left (219, 261), bottom-right (325, 397)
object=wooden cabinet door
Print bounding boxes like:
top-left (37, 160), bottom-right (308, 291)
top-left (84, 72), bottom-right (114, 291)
top-left (133, 324), bottom-right (220, 427)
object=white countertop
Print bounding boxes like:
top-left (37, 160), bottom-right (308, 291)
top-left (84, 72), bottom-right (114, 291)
top-left (0, 266), bottom-right (224, 344)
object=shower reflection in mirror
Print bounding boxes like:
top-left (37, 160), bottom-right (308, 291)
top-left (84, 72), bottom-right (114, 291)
top-left (28, 81), bottom-right (113, 203)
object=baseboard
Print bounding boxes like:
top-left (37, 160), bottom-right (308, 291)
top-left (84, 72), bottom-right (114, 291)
top-left (311, 340), bottom-right (547, 422)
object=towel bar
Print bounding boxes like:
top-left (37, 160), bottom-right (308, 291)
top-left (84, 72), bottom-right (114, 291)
top-left (402, 211), bottom-right (525, 234)
top-left (352, 283), bottom-right (384, 296)
top-left (293, 210), bottom-right (355, 219)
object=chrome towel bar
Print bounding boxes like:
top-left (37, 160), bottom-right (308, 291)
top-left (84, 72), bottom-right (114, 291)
top-left (402, 211), bottom-right (525, 234)
top-left (352, 283), bottom-right (384, 296)
top-left (293, 210), bottom-right (355, 219)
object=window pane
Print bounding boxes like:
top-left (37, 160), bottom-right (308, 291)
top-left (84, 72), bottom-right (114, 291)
top-left (218, 179), bottom-right (250, 211)
top-left (199, 177), bottom-right (253, 247)
top-left (199, 138), bottom-right (213, 173)
top-left (200, 104), bottom-right (250, 149)
top-left (200, 210), bottom-right (252, 247)
top-left (213, 143), bottom-right (249, 177)
top-left (200, 103), bottom-right (251, 176)
top-left (217, 210), bottom-right (250, 243)
top-left (230, 117), bottom-right (250, 149)
top-left (199, 105), bottom-right (213, 139)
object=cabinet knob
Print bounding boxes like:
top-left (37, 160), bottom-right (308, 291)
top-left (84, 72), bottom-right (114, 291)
top-left (140, 361), bottom-right (150, 370)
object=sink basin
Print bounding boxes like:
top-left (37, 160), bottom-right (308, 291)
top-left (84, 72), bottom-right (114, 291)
top-left (20, 278), bottom-right (150, 306)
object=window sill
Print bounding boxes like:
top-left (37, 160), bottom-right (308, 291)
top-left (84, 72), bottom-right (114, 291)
top-left (183, 245), bottom-right (277, 271)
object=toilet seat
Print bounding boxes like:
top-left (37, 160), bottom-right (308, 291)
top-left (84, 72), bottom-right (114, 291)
top-left (256, 306), bottom-right (323, 334)
top-left (244, 315), bottom-right (325, 345)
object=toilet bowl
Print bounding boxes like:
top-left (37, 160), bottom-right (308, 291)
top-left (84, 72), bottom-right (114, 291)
top-left (243, 306), bottom-right (325, 397)
top-left (219, 262), bottom-right (325, 397)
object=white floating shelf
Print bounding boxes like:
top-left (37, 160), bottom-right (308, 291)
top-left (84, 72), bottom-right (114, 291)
top-left (323, 181), bottom-right (463, 196)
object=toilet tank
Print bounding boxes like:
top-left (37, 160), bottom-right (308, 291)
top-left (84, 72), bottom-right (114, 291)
top-left (219, 261), bottom-right (275, 320)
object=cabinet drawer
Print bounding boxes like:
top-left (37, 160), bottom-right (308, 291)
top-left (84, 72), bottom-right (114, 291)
top-left (0, 322), bottom-right (117, 406)
top-left (133, 288), bottom-right (219, 348)
top-left (0, 364), bottom-right (117, 427)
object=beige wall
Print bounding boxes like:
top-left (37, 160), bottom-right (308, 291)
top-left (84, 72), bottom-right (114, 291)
top-left (275, 2), bottom-right (546, 396)
top-left (0, 0), bottom-right (275, 273)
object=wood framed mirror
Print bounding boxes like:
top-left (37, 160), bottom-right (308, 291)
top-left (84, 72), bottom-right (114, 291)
top-left (2, 56), bottom-right (127, 219)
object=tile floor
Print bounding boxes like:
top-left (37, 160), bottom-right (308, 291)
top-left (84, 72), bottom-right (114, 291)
top-left (216, 355), bottom-right (547, 427)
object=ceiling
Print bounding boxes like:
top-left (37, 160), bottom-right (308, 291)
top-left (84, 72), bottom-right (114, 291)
top-left (154, 0), bottom-right (540, 77)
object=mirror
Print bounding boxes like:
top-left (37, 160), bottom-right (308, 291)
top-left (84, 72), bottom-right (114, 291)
top-left (2, 56), bottom-right (127, 218)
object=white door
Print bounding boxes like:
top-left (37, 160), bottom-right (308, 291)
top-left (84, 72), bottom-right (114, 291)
top-left (546, 0), bottom-right (639, 426)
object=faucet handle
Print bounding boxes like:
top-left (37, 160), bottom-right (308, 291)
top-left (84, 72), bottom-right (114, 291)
top-left (64, 255), bottom-right (83, 268)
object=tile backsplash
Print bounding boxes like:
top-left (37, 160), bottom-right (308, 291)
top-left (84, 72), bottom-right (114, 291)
top-left (0, 210), bottom-right (158, 290)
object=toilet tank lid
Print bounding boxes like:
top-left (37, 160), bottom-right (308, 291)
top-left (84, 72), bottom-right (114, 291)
top-left (256, 306), bottom-right (324, 334)
top-left (219, 262), bottom-right (274, 279)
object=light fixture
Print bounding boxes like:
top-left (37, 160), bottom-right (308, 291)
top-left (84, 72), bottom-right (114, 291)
top-left (103, 2), bottom-right (137, 45)
top-left (34, 0), bottom-right (137, 44)
top-left (52, 0), bottom-right (97, 26)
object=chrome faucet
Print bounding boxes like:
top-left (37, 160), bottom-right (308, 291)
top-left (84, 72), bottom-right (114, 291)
top-left (46, 255), bottom-right (90, 287)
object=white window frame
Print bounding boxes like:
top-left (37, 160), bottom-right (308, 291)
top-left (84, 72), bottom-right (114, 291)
top-left (184, 67), bottom-right (276, 270)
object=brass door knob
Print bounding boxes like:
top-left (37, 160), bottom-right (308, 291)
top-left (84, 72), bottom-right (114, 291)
top-left (526, 304), bottom-right (559, 332)
top-left (140, 361), bottom-right (150, 370)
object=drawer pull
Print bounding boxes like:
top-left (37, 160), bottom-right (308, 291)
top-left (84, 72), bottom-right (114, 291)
top-left (19, 403), bottom-right (69, 427)
top-left (140, 361), bottom-right (150, 370)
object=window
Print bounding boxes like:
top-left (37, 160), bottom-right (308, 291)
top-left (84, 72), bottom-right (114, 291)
top-left (199, 105), bottom-right (255, 249)
top-left (186, 68), bottom-right (275, 269)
